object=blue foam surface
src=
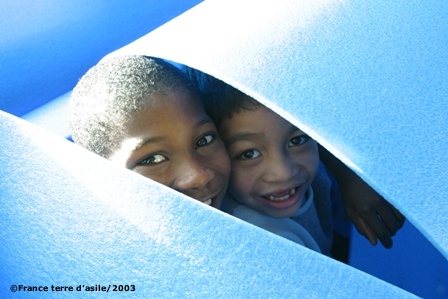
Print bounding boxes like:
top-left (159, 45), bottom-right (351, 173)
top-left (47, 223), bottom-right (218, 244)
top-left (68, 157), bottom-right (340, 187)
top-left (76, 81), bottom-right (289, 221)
top-left (0, 111), bottom-right (418, 297)
top-left (2, 0), bottom-right (447, 297)
top-left (0, 0), bottom-right (202, 116)
top-left (107, 0), bottom-right (448, 260)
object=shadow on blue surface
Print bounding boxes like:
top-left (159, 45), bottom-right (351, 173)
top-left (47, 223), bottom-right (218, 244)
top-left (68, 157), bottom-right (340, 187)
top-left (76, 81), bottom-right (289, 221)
top-left (350, 221), bottom-right (448, 298)
top-left (0, 111), bottom-right (418, 298)
top-left (1, 0), bottom-right (447, 297)
top-left (0, 0), bottom-right (203, 116)
top-left (107, 0), bottom-right (448, 261)
top-left (104, 0), bottom-right (448, 297)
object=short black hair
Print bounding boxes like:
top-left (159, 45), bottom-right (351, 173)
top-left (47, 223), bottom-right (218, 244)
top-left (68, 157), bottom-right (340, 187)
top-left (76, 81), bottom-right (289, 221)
top-left (69, 56), bottom-right (199, 158)
top-left (184, 66), bottom-right (260, 127)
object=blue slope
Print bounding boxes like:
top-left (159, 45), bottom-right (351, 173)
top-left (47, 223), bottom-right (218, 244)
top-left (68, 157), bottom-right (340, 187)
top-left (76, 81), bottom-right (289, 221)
top-left (0, 0), bottom-right (203, 116)
top-left (1, 0), bottom-right (447, 297)
top-left (107, 0), bottom-right (448, 261)
top-left (0, 111), bottom-right (417, 298)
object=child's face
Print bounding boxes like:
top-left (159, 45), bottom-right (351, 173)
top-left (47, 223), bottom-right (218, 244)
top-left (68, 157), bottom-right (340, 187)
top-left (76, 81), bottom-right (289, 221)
top-left (219, 101), bottom-right (319, 218)
top-left (110, 88), bottom-right (231, 209)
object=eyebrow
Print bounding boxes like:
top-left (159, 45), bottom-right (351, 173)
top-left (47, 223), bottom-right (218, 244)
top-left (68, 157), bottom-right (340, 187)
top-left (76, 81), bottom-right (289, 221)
top-left (131, 117), bottom-right (214, 152)
top-left (224, 132), bottom-right (262, 147)
top-left (131, 136), bottom-right (166, 153)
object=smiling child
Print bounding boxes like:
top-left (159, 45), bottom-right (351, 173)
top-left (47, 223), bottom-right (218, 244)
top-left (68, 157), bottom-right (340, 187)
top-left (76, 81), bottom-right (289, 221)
top-left (186, 67), bottom-right (405, 256)
top-left (69, 56), bottom-right (230, 209)
top-left (213, 88), bottom-right (336, 254)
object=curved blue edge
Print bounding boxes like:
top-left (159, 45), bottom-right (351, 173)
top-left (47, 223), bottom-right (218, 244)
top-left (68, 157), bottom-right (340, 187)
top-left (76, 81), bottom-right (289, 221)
top-left (103, 1), bottom-right (448, 297)
top-left (1, 0), bottom-right (447, 297)
top-left (106, 0), bottom-right (448, 259)
top-left (0, 110), bottom-right (418, 298)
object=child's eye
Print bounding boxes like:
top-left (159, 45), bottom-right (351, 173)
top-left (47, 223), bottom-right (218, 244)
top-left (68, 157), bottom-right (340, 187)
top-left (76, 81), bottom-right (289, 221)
top-left (138, 154), bottom-right (167, 165)
top-left (288, 135), bottom-right (310, 147)
top-left (196, 134), bottom-right (215, 148)
top-left (237, 149), bottom-right (261, 160)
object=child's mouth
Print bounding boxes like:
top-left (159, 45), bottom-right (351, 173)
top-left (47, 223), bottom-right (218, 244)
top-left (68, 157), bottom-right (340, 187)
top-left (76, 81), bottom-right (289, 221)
top-left (201, 192), bottom-right (219, 206)
top-left (266, 188), bottom-right (296, 201)
top-left (258, 185), bottom-right (303, 211)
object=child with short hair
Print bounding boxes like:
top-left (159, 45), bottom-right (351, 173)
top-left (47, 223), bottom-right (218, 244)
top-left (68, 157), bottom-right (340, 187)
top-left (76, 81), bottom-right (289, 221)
top-left (187, 68), bottom-right (405, 256)
top-left (69, 56), bottom-right (231, 209)
top-left (213, 88), bottom-right (338, 255)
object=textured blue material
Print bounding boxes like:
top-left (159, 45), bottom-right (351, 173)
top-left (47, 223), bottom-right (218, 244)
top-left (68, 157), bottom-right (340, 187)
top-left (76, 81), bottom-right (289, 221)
top-left (1, 0), bottom-right (446, 297)
top-left (108, 0), bottom-right (448, 261)
top-left (0, 111), bottom-right (417, 298)
top-left (0, 0), bottom-right (202, 116)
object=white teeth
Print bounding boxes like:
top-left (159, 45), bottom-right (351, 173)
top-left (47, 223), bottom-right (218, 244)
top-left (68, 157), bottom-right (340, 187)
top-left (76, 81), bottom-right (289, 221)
top-left (203, 198), bottom-right (212, 205)
top-left (267, 188), bottom-right (296, 201)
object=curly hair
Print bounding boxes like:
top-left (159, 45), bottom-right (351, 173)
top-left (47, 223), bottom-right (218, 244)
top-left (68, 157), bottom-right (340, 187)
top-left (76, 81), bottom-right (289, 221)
top-left (69, 56), bottom-right (198, 158)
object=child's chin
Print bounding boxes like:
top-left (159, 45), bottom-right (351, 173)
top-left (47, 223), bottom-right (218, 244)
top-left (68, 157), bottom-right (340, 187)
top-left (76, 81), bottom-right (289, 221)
top-left (268, 207), bottom-right (300, 219)
top-left (261, 201), bottom-right (302, 219)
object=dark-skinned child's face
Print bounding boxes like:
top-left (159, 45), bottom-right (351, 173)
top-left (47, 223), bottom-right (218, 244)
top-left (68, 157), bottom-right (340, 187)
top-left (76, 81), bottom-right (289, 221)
top-left (110, 88), bottom-right (231, 209)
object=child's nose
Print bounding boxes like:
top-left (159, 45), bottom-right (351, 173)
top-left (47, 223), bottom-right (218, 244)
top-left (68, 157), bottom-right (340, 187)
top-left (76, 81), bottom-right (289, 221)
top-left (173, 154), bottom-right (215, 193)
top-left (263, 151), bottom-right (298, 183)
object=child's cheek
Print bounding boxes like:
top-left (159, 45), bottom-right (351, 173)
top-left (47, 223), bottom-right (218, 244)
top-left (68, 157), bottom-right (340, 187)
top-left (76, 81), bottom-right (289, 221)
top-left (207, 139), bottom-right (231, 177)
top-left (229, 164), bottom-right (249, 198)
top-left (310, 143), bottom-right (320, 180)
